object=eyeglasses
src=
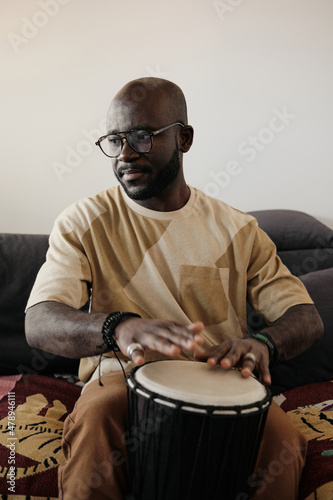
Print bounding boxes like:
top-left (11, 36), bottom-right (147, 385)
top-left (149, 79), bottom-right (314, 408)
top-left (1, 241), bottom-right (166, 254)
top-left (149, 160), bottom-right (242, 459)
top-left (95, 122), bottom-right (184, 158)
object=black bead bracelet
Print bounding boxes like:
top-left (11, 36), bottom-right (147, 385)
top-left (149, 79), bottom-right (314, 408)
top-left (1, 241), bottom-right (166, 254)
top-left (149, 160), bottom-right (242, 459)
top-left (101, 311), bottom-right (141, 352)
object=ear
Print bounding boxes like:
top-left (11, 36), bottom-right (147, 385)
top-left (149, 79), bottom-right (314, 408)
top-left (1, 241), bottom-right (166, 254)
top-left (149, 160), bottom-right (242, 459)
top-left (179, 125), bottom-right (194, 153)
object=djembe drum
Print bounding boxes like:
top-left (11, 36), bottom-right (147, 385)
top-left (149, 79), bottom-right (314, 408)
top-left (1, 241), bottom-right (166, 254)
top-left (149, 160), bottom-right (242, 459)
top-left (126, 360), bottom-right (271, 500)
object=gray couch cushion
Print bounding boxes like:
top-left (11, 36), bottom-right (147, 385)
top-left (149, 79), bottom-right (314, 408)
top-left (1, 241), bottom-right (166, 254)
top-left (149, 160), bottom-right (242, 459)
top-left (250, 210), bottom-right (333, 276)
top-left (249, 209), bottom-right (333, 250)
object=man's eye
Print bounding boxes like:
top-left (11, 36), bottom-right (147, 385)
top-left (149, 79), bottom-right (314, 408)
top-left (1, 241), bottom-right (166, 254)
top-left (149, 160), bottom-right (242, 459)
top-left (133, 131), bottom-right (150, 142)
top-left (108, 136), bottom-right (121, 145)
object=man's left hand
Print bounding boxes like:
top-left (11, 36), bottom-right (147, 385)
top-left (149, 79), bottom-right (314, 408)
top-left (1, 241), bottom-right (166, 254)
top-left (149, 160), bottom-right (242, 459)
top-left (194, 338), bottom-right (271, 385)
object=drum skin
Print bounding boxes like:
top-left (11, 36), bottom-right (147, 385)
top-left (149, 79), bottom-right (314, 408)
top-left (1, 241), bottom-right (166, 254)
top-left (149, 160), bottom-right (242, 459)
top-left (126, 360), bottom-right (271, 500)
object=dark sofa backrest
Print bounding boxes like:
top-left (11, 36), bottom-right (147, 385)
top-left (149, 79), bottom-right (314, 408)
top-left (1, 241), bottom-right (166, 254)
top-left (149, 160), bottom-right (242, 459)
top-left (0, 233), bottom-right (79, 375)
top-left (249, 209), bottom-right (333, 276)
top-left (248, 210), bottom-right (333, 394)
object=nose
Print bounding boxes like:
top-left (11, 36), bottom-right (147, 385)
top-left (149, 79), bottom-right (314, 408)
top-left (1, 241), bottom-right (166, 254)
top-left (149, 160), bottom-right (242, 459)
top-left (118, 137), bottom-right (140, 162)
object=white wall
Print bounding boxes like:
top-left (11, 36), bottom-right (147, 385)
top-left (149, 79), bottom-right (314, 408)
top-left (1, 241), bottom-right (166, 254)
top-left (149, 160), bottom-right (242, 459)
top-left (1, 0), bottom-right (333, 234)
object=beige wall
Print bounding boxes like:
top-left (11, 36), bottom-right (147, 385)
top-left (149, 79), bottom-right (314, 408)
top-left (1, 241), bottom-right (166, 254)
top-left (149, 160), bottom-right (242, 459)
top-left (1, 0), bottom-right (333, 233)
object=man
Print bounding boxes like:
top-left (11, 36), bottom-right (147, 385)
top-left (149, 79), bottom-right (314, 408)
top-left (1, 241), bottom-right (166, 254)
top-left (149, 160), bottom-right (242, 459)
top-left (25, 77), bottom-right (323, 500)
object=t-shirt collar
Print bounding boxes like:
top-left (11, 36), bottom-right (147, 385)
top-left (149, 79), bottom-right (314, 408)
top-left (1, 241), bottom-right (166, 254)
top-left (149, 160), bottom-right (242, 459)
top-left (119, 185), bottom-right (195, 220)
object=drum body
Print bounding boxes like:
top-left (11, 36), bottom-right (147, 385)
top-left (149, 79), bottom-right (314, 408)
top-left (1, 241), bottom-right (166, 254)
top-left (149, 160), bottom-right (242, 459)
top-left (127, 360), bottom-right (271, 500)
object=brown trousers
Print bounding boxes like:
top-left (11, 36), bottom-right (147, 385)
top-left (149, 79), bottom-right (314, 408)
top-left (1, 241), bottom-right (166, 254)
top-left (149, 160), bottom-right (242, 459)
top-left (58, 371), bottom-right (307, 500)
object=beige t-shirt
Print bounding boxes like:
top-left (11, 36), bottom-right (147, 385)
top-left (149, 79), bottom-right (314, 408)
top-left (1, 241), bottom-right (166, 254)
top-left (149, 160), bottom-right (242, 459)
top-left (27, 186), bottom-right (313, 383)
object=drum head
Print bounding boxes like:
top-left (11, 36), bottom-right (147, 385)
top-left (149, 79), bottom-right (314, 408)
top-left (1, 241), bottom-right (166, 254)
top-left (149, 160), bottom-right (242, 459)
top-left (133, 360), bottom-right (268, 410)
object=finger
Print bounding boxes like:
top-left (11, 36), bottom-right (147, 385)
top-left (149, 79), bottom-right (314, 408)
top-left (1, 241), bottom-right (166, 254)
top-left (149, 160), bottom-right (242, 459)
top-left (240, 353), bottom-right (257, 378)
top-left (131, 349), bottom-right (145, 366)
top-left (127, 343), bottom-right (146, 366)
top-left (206, 342), bottom-right (234, 367)
top-left (193, 348), bottom-right (210, 361)
top-left (186, 321), bottom-right (204, 331)
top-left (184, 321), bottom-right (205, 340)
top-left (167, 321), bottom-right (205, 348)
top-left (240, 352), bottom-right (272, 386)
top-left (261, 370), bottom-right (272, 386)
top-left (242, 363), bottom-right (272, 386)
top-left (256, 358), bottom-right (272, 386)
top-left (220, 342), bottom-right (254, 370)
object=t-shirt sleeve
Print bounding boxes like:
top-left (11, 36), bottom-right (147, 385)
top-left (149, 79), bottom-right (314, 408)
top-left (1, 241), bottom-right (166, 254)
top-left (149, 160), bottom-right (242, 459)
top-left (247, 225), bottom-right (313, 323)
top-left (26, 215), bottom-right (92, 311)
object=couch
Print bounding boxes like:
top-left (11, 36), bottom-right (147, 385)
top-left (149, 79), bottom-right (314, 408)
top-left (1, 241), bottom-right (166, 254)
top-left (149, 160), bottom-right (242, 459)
top-left (0, 209), bottom-right (332, 499)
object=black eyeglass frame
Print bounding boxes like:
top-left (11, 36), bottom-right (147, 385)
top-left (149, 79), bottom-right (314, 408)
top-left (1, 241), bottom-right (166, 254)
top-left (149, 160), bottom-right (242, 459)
top-left (95, 122), bottom-right (185, 158)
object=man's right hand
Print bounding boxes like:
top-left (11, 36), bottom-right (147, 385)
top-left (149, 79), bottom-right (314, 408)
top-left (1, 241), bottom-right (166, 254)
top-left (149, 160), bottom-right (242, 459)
top-left (114, 318), bottom-right (205, 365)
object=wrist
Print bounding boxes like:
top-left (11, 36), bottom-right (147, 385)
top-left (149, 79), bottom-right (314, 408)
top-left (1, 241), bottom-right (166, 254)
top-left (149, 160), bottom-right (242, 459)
top-left (101, 312), bottom-right (141, 352)
top-left (249, 331), bottom-right (282, 363)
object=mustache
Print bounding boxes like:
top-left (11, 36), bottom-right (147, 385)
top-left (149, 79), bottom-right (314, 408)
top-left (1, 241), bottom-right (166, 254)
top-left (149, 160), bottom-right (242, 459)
top-left (118, 165), bottom-right (151, 176)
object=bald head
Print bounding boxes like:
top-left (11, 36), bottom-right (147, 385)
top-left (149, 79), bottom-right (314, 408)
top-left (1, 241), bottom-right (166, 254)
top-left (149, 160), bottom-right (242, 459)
top-left (107, 77), bottom-right (188, 129)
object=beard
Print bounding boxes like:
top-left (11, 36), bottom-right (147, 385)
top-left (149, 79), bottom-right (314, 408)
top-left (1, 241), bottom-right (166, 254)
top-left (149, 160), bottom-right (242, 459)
top-left (117, 145), bottom-right (181, 201)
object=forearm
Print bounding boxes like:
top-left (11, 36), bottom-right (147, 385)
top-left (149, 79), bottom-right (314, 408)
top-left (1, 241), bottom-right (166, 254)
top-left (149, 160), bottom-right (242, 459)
top-left (258, 303), bottom-right (324, 361)
top-left (25, 301), bottom-right (205, 362)
top-left (25, 301), bottom-right (107, 358)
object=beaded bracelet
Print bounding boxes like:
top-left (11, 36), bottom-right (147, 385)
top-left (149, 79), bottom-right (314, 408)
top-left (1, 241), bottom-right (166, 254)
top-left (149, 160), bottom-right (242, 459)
top-left (101, 311), bottom-right (141, 352)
